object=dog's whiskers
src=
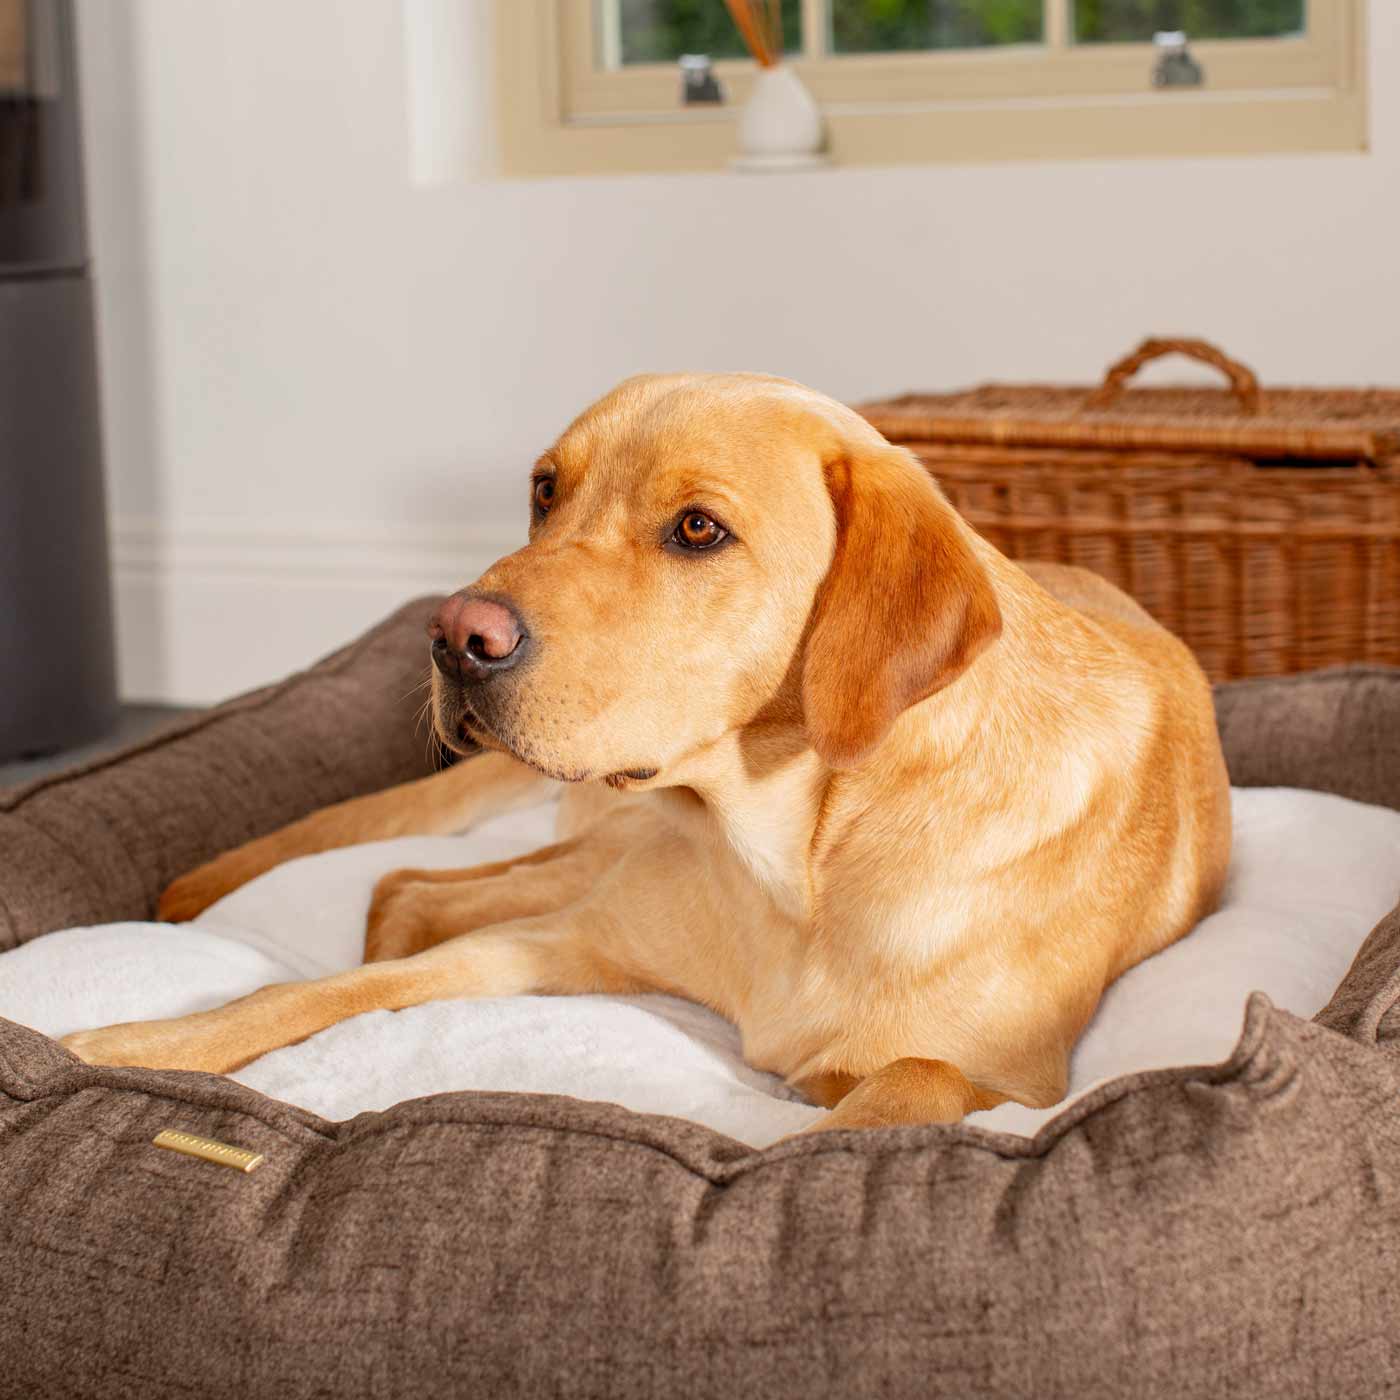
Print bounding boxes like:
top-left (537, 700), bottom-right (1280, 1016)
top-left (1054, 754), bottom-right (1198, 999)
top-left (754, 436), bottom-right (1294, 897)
top-left (398, 670), bottom-right (434, 706)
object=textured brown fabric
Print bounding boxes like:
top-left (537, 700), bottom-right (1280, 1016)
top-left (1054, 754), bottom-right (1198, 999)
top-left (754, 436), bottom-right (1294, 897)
top-left (1214, 664), bottom-right (1400, 810)
top-left (2, 983), bottom-right (1399, 1398)
top-left (1315, 902), bottom-right (1400, 1058)
top-left (2, 625), bottom-right (1400, 1395)
top-left (0, 596), bottom-right (445, 950)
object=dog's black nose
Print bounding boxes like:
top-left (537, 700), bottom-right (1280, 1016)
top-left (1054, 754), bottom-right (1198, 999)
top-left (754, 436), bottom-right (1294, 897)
top-left (429, 593), bottom-right (527, 682)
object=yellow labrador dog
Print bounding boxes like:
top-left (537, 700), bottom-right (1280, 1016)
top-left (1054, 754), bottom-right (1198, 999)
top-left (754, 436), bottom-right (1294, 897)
top-left (63, 374), bottom-right (1231, 1133)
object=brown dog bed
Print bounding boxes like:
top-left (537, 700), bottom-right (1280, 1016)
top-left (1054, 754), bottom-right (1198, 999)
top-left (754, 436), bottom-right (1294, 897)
top-left (2, 599), bottom-right (1398, 1399)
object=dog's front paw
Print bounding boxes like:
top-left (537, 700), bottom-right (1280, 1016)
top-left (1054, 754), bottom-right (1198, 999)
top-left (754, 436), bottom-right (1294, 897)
top-left (60, 1019), bottom-right (224, 1072)
top-left (60, 1023), bottom-right (154, 1068)
top-left (157, 847), bottom-right (266, 923)
top-left (157, 870), bottom-right (213, 923)
top-left (363, 869), bottom-right (432, 963)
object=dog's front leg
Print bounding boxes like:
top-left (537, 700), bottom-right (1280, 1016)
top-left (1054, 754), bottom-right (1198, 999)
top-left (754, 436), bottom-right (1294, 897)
top-left (158, 752), bottom-right (553, 922)
top-left (60, 916), bottom-right (633, 1075)
top-left (364, 839), bottom-right (613, 963)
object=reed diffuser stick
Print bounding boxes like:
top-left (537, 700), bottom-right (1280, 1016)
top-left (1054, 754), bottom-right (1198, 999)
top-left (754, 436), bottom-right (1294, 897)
top-left (723, 0), bottom-right (781, 67)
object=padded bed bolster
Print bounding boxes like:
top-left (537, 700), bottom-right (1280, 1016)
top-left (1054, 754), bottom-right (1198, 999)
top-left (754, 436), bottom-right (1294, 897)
top-left (1316, 901), bottom-right (1400, 1056)
top-left (1213, 664), bottom-right (1400, 810)
top-left (1, 972), bottom-right (1399, 1396)
top-left (0, 596), bottom-right (445, 951)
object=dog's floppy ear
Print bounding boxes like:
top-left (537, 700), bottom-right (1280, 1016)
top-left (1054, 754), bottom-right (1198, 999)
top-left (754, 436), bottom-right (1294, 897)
top-left (801, 443), bottom-right (1002, 769)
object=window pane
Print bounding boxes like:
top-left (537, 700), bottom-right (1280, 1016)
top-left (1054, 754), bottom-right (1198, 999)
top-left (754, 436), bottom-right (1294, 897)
top-left (610, 0), bottom-right (802, 66)
top-left (830, 1), bottom-right (1044, 54)
top-left (1074, 0), bottom-right (1305, 43)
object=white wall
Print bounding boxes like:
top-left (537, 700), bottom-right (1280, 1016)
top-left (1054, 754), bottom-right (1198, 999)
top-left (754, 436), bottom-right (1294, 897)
top-left (75, 1), bottom-right (1400, 705)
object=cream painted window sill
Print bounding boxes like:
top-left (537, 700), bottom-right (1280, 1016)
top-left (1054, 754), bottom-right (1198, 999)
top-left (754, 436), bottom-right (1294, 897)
top-left (497, 1), bottom-right (1367, 177)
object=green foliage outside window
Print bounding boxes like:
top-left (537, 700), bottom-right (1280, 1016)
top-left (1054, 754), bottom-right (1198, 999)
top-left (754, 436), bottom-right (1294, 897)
top-left (614, 0), bottom-right (1307, 64)
top-left (831, 0), bottom-right (1042, 52)
top-left (1074, 0), bottom-right (1305, 42)
top-left (617, 0), bottom-right (801, 64)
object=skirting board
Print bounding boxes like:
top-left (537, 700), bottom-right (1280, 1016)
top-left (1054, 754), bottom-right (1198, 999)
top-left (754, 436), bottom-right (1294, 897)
top-left (111, 517), bottom-right (523, 706)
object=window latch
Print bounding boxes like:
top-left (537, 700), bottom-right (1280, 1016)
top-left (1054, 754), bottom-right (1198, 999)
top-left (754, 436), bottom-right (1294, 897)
top-left (679, 54), bottom-right (725, 106)
top-left (1152, 31), bottom-right (1204, 88)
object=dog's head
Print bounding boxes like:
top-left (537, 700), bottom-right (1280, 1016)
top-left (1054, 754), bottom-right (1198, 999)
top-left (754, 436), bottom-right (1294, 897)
top-left (430, 373), bottom-right (1001, 784)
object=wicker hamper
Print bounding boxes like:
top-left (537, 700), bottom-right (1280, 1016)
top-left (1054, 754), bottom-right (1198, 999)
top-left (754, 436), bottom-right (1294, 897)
top-left (858, 337), bottom-right (1400, 682)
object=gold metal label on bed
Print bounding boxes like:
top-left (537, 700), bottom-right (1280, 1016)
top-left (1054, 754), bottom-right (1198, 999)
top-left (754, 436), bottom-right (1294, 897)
top-left (152, 1129), bottom-right (265, 1173)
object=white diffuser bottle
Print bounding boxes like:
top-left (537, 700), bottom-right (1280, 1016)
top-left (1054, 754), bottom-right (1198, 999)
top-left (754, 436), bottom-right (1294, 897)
top-left (732, 65), bottom-right (828, 172)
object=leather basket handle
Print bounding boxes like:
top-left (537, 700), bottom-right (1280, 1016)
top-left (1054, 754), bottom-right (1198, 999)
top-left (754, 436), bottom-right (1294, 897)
top-left (1082, 337), bottom-right (1261, 415)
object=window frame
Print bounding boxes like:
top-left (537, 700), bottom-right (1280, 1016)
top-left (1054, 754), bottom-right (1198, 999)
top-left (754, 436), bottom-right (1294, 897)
top-left (497, 0), bottom-right (1367, 176)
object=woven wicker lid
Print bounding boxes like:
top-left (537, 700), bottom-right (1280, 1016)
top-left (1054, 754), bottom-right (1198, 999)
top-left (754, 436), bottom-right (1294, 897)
top-left (859, 338), bottom-right (1400, 464)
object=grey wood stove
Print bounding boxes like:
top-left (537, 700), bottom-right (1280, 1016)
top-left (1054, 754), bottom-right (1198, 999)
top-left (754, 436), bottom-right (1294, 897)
top-left (0, 0), bottom-right (116, 761)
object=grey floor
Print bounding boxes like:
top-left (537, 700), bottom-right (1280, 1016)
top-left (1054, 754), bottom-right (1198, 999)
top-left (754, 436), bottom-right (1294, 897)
top-left (0, 704), bottom-right (201, 792)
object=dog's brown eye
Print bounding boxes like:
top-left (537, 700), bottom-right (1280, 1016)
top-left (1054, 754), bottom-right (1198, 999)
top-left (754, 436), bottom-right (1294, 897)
top-left (674, 512), bottom-right (726, 550)
top-left (533, 477), bottom-right (556, 516)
